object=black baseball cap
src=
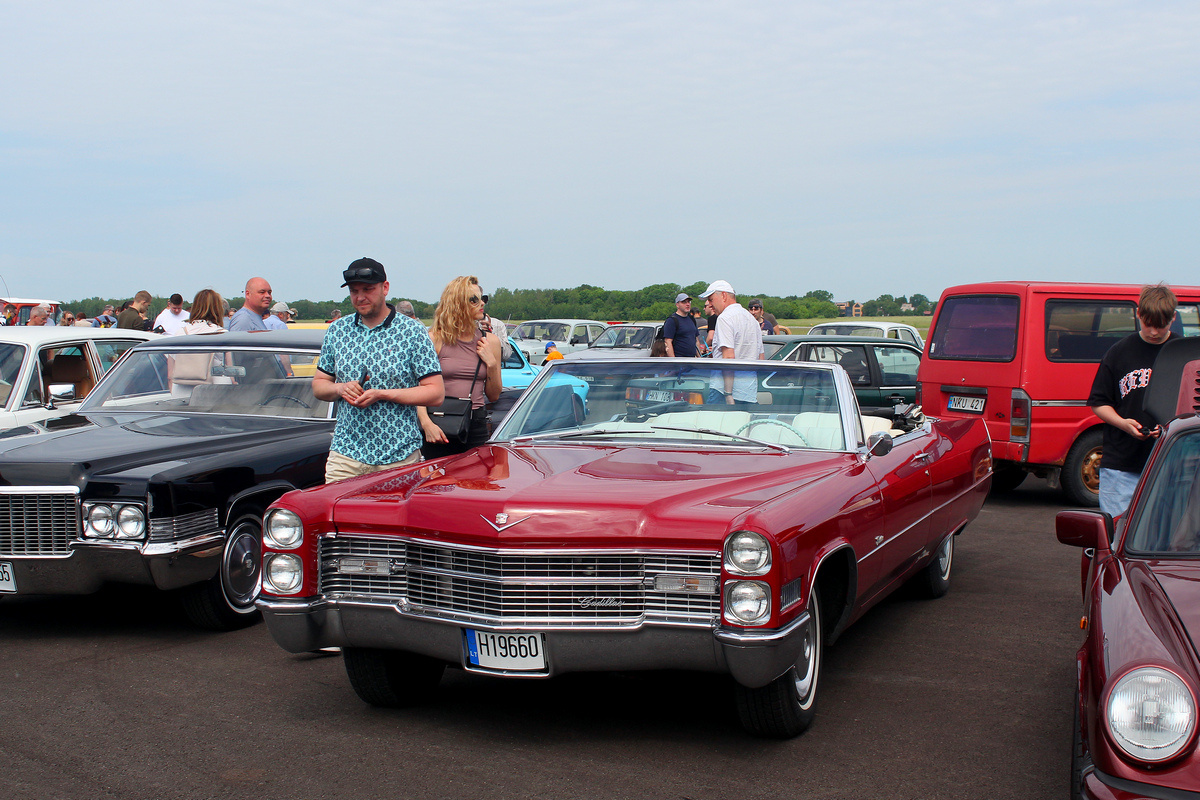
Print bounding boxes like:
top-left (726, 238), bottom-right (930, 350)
top-left (341, 257), bottom-right (387, 287)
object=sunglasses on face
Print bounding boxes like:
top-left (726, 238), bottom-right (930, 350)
top-left (468, 294), bottom-right (489, 306)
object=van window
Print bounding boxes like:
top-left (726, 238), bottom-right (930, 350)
top-left (928, 295), bottom-right (1020, 362)
top-left (1174, 304), bottom-right (1200, 337)
top-left (1045, 301), bottom-right (1136, 362)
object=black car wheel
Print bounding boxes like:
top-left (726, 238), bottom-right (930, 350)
top-left (735, 586), bottom-right (823, 738)
top-left (989, 464), bottom-right (1028, 494)
top-left (181, 513), bottom-right (263, 631)
top-left (344, 648), bottom-right (445, 707)
top-left (910, 533), bottom-right (954, 599)
top-left (1062, 428), bottom-right (1103, 507)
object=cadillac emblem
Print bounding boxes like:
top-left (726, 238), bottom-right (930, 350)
top-left (496, 513), bottom-right (508, 525)
top-left (482, 512), bottom-right (531, 532)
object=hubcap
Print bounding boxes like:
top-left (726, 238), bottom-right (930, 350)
top-left (1081, 447), bottom-right (1103, 494)
top-left (936, 536), bottom-right (953, 580)
top-left (223, 523), bottom-right (262, 609)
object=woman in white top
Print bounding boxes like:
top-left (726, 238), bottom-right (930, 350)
top-left (169, 289), bottom-right (227, 395)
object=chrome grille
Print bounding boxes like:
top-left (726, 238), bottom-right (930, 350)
top-left (318, 536), bottom-right (720, 627)
top-left (0, 488), bottom-right (79, 556)
top-left (149, 508), bottom-right (220, 542)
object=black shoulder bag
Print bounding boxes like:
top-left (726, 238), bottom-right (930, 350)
top-left (430, 357), bottom-right (483, 443)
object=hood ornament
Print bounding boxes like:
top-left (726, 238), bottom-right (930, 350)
top-left (482, 512), bottom-right (532, 532)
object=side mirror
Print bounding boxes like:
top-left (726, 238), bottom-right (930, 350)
top-left (47, 383), bottom-right (77, 406)
top-left (1056, 509), bottom-right (1113, 554)
top-left (867, 432), bottom-right (893, 457)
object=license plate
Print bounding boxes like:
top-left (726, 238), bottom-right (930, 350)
top-left (0, 561), bottom-right (14, 593)
top-left (579, 375), bottom-right (594, 382)
top-left (646, 390), bottom-right (674, 402)
top-left (948, 395), bottom-right (985, 413)
top-left (465, 629), bottom-right (546, 672)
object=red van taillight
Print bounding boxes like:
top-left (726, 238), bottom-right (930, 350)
top-left (1010, 389), bottom-right (1031, 442)
top-left (915, 381), bottom-right (923, 408)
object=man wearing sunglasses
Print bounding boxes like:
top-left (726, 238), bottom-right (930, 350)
top-left (313, 257), bottom-right (445, 483)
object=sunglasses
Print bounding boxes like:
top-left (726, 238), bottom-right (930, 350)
top-left (342, 266), bottom-right (379, 282)
top-left (468, 295), bottom-right (489, 306)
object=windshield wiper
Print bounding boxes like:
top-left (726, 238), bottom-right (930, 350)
top-left (649, 425), bottom-right (791, 453)
top-left (509, 428), bottom-right (657, 443)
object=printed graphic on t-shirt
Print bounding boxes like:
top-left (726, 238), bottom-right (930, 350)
top-left (1118, 368), bottom-right (1152, 398)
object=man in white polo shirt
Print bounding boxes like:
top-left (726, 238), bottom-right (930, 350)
top-left (698, 279), bottom-right (763, 405)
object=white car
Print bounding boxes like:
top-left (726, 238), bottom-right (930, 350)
top-left (561, 322), bottom-right (663, 360)
top-left (510, 319), bottom-right (609, 365)
top-left (806, 321), bottom-right (924, 349)
top-left (0, 327), bottom-right (157, 429)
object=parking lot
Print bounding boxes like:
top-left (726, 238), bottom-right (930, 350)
top-left (0, 478), bottom-right (1079, 800)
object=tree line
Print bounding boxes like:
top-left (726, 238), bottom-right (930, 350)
top-left (58, 286), bottom-right (935, 323)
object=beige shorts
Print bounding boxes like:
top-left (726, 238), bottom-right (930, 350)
top-left (324, 449), bottom-right (422, 484)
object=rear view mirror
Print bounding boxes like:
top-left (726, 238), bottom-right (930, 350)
top-left (867, 432), bottom-right (893, 457)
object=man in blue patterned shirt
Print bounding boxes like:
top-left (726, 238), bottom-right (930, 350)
top-left (313, 258), bottom-right (444, 483)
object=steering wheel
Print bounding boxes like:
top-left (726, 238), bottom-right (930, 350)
top-left (260, 394), bottom-right (312, 409)
top-left (736, 418), bottom-right (810, 447)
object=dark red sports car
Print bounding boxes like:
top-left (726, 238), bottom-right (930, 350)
top-left (1060, 339), bottom-right (1200, 797)
top-left (257, 358), bottom-right (990, 738)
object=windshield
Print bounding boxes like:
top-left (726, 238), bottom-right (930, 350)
top-left (811, 324), bottom-right (885, 338)
top-left (513, 322), bottom-right (568, 341)
top-left (80, 346), bottom-right (331, 419)
top-left (493, 360), bottom-right (847, 451)
top-left (592, 326), bottom-right (655, 349)
top-left (1128, 430), bottom-right (1200, 553)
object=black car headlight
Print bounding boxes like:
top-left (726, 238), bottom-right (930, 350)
top-left (1105, 666), bottom-right (1198, 764)
top-left (82, 502), bottom-right (147, 540)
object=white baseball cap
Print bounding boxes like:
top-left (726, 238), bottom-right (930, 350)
top-left (699, 280), bottom-right (735, 298)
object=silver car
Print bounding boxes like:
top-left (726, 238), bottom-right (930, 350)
top-left (511, 318), bottom-right (609, 365)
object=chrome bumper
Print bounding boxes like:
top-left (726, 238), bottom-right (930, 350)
top-left (0, 532), bottom-right (224, 596)
top-left (258, 596), bottom-right (811, 689)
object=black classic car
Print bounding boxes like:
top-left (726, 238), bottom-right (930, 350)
top-left (0, 330), bottom-right (333, 629)
top-left (764, 335), bottom-right (922, 411)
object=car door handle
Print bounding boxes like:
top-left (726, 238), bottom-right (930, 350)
top-left (914, 452), bottom-right (932, 461)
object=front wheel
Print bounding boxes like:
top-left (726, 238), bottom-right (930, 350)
top-left (180, 513), bottom-right (263, 630)
top-left (735, 587), bottom-right (823, 738)
top-left (344, 648), bottom-right (445, 707)
top-left (1062, 429), bottom-right (1103, 507)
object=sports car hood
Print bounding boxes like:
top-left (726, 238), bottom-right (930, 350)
top-left (331, 443), bottom-right (850, 549)
top-left (0, 412), bottom-right (322, 487)
top-left (1146, 562), bottom-right (1200, 657)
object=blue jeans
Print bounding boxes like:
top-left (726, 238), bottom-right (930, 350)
top-left (706, 388), bottom-right (752, 406)
top-left (1099, 467), bottom-right (1140, 519)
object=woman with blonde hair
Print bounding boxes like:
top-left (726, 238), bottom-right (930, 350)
top-left (417, 276), bottom-right (501, 459)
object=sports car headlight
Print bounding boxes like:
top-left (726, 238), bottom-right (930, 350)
top-left (1106, 666), bottom-right (1198, 763)
top-left (724, 531), bottom-right (772, 575)
top-left (264, 509), bottom-right (303, 549)
top-left (724, 580), bottom-right (771, 625)
top-left (264, 554), bottom-right (303, 594)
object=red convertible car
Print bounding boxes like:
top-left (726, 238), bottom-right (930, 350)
top-left (1059, 339), bottom-right (1200, 797)
top-left (257, 358), bottom-right (991, 738)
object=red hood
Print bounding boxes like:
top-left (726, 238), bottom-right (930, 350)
top-left (330, 444), bottom-right (850, 549)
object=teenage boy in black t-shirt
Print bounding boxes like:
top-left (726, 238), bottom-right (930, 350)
top-left (1087, 283), bottom-right (1178, 517)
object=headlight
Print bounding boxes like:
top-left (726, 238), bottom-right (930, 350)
top-left (724, 580), bottom-right (771, 625)
top-left (115, 506), bottom-right (146, 540)
top-left (1106, 666), bottom-right (1198, 763)
top-left (264, 553), bottom-right (303, 594)
top-left (86, 504), bottom-right (115, 537)
top-left (724, 531), bottom-right (771, 575)
top-left (264, 508), bottom-right (303, 549)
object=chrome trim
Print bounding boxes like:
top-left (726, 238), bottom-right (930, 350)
top-left (1031, 400), bottom-right (1088, 407)
top-left (142, 533), bottom-right (225, 558)
top-left (0, 487), bottom-right (80, 557)
top-left (0, 486), bottom-right (79, 495)
top-left (149, 508), bottom-right (221, 542)
top-left (714, 609), bottom-right (809, 645)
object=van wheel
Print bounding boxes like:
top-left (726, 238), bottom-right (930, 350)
top-left (1062, 429), bottom-right (1103, 507)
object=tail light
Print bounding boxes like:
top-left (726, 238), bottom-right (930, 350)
top-left (1010, 388), bottom-right (1031, 442)
top-left (915, 381), bottom-right (923, 408)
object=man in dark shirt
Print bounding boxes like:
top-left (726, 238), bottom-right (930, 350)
top-left (1087, 283), bottom-right (1177, 517)
top-left (662, 293), bottom-right (700, 357)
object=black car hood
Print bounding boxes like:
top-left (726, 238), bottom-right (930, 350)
top-left (0, 412), bottom-right (326, 487)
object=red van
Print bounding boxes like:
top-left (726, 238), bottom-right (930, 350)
top-left (917, 282), bottom-right (1200, 505)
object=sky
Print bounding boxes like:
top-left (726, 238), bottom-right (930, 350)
top-left (1, 1), bottom-right (1198, 306)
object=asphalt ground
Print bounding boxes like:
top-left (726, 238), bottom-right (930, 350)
top-left (0, 477), bottom-right (1079, 800)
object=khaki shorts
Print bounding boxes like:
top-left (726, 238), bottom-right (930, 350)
top-left (324, 449), bottom-right (422, 484)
